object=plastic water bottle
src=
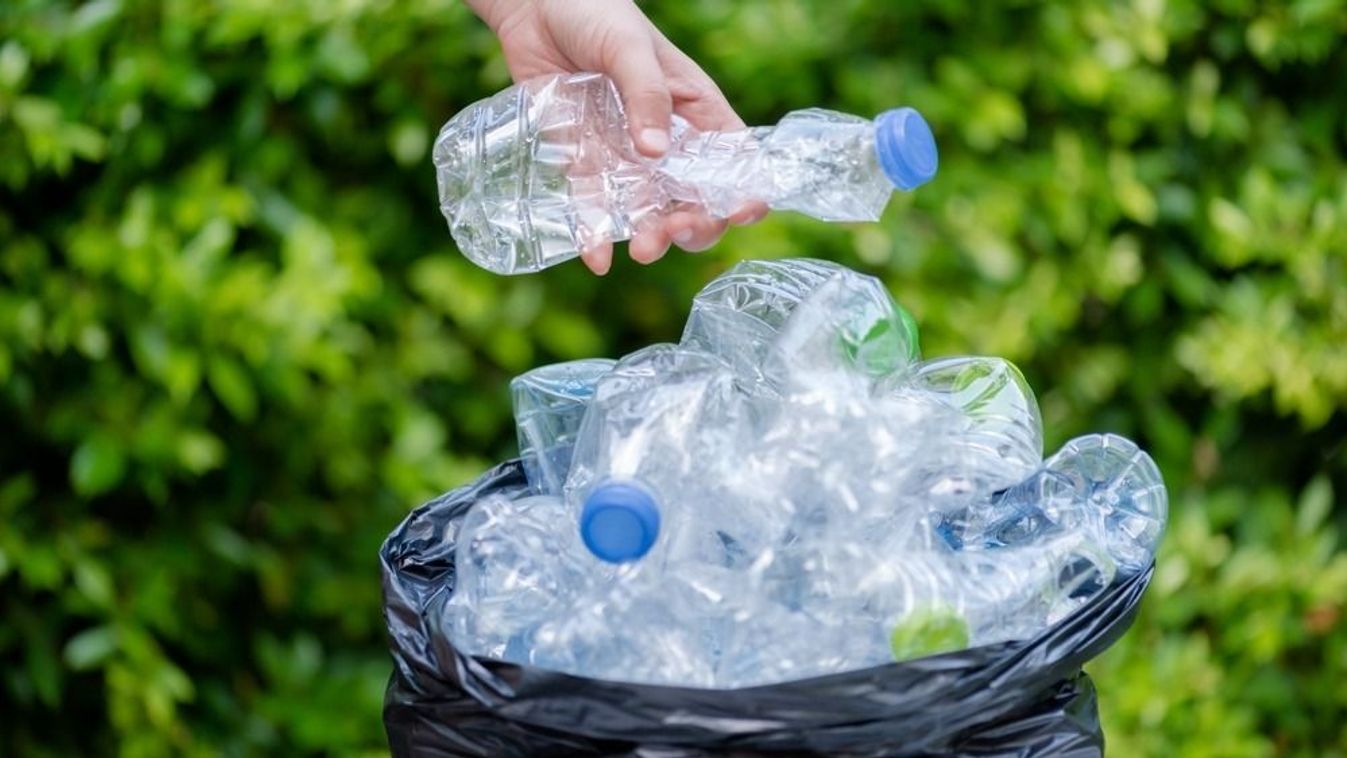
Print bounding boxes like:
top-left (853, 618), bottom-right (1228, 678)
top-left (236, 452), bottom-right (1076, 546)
top-left (446, 494), bottom-right (605, 659)
top-left (1046, 434), bottom-right (1168, 572)
top-left (681, 258), bottom-right (920, 395)
top-left (937, 433), bottom-right (1167, 573)
top-left (908, 357), bottom-right (1042, 478)
top-left (762, 266), bottom-right (920, 391)
top-left (680, 258), bottom-right (842, 387)
top-left (433, 73), bottom-right (939, 274)
top-left (511, 358), bottom-right (616, 495)
top-left (896, 357), bottom-right (1044, 517)
top-left (564, 344), bottom-right (783, 567)
top-left (527, 559), bottom-right (754, 687)
top-left (866, 532), bottom-right (1118, 655)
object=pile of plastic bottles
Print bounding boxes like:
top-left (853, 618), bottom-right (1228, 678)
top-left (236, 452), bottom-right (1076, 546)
top-left (445, 259), bottom-right (1168, 688)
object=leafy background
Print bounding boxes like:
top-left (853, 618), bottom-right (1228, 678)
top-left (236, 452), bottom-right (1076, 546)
top-left (2, 0), bottom-right (1345, 755)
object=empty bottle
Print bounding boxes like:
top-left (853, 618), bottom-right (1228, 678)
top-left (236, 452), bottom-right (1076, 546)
top-left (434, 73), bottom-right (939, 274)
top-left (446, 494), bottom-right (606, 660)
top-left (1046, 433), bottom-right (1168, 573)
top-left (682, 258), bottom-right (920, 393)
top-left (511, 358), bottom-right (616, 495)
top-left (868, 532), bottom-right (1118, 657)
top-left (527, 560), bottom-right (750, 687)
top-left (680, 258), bottom-right (842, 387)
top-left (896, 357), bottom-right (1044, 516)
top-left (937, 433), bottom-right (1167, 575)
top-left (763, 266), bottom-right (921, 391)
top-left (934, 469), bottom-right (1081, 552)
top-left (564, 344), bottom-right (783, 566)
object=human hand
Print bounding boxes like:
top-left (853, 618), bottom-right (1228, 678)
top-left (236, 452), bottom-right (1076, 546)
top-left (466, 0), bottom-right (769, 274)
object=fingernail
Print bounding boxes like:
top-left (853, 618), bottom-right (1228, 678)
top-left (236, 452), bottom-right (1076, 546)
top-left (582, 251), bottom-right (609, 276)
top-left (639, 128), bottom-right (670, 155)
top-left (672, 229), bottom-right (694, 245)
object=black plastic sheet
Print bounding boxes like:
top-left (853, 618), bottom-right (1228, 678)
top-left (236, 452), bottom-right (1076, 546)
top-left (381, 460), bottom-right (1154, 757)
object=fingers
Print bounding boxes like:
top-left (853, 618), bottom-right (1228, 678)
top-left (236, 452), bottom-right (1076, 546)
top-left (664, 211), bottom-right (728, 253)
top-left (629, 227), bottom-right (672, 265)
top-left (601, 33), bottom-right (674, 157)
top-left (581, 240), bottom-right (613, 276)
top-left (653, 35), bottom-right (746, 132)
top-left (586, 208), bottom-right (759, 273)
top-left (728, 200), bottom-right (770, 227)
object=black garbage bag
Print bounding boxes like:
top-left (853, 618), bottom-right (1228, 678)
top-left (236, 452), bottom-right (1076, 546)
top-left (381, 460), bottom-right (1154, 757)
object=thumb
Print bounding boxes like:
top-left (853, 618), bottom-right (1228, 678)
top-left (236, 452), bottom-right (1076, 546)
top-left (604, 39), bottom-right (673, 157)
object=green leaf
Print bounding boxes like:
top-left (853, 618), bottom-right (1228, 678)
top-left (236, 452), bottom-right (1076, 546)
top-left (1296, 475), bottom-right (1333, 537)
top-left (26, 634), bottom-right (62, 708)
top-left (0, 40), bottom-right (30, 88)
top-left (70, 433), bottom-right (127, 497)
top-left (207, 355), bottom-right (258, 421)
top-left (388, 118), bottom-right (428, 167)
top-left (176, 430), bottom-right (225, 474)
top-left (63, 625), bottom-right (119, 671)
top-left (74, 560), bottom-right (116, 609)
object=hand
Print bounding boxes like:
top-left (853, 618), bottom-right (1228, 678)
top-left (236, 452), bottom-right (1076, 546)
top-left (466, 0), bottom-right (769, 274)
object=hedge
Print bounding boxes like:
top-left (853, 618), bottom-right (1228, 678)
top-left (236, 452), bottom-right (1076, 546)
top-left (1, 1), bottom-right (1345, 755)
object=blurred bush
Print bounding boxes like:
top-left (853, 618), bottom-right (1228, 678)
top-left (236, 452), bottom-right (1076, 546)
top-left (1, 0), bottom-right (1345, 755)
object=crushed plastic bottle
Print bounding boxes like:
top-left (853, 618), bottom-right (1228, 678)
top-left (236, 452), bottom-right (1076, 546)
top-left (936, 433), bottom-right (1168, 575)
top-left (681, 258), bottom-right (920, 394)
top-left (680, 258), bottom-right (842, 388)
top-left (445, 493), bottom-right (607, 660)
top-left (563, 344), bottom-right (778, 568)
top-left (434, 73), bottom-right (938, 274)
top-left (1046, 434), bottom-right (1168, 573)
top-left (897, 356), bottom-right (1045, 516)
top-left (762, 265), bottom-right (921, 391)
top-left (511, 358), bottom-right (616, 495)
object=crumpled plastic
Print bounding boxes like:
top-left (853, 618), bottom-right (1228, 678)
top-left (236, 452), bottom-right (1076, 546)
top-left (381, 459), bottom-right (1154, 757)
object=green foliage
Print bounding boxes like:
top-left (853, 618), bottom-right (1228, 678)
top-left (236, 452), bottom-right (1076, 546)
top-left (1, 0), bottom-right (1345, 755)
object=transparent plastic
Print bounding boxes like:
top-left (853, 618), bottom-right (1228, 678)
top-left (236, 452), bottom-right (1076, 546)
top-left (896, 356), bottom-right (1045, 512)
top-left (511, 358), bottom-right (616, 495)
top-left (681, 258), bottom-right (920, 395)
top-left (443, 259), bottom-right (1167, 688)
top-left (563, 344), bottom-right (778, 568)
top-left (434, 73), bottom-right (938, 274)
top-left (445, 494), bottom-right (609, 660)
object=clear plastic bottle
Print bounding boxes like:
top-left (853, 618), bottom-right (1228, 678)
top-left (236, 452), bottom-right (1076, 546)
top-left (1045, 433), bottom-right (1168, 573)
top-left (938, 433), bottom-right (1167, 575)
top-left (511, 358), bottom-right (616, 495)
top-left (446, 493), bottom-right (606, 660)
top-left (562, 345), bottom-right (731, 562)
top-left (680, 258), bottom-right (844, 388)
top-left (679, 258), bottom-right (920, 398)
top-left (762, 266), bottom-right (921, 391)
top-left (866, 532), bottom-right (1119, 656)
top-left (434, 73), bottom-right (939, 274)
top-left (895, 357), bottom-right (1044, 517)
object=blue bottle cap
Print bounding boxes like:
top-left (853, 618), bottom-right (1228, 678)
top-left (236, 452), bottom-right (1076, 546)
top-left (874, 107), bottom-right (939, 191)
top-left (580, 481), bottom-right (661, 563)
